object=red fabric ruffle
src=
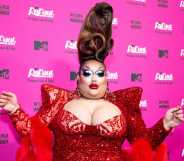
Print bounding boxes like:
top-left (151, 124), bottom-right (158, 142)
top-left (16, 117), bottom-right (168, 161)
top-left (122, 138), bottom-right (168, 161)
top-left (16, 116), bottom-right (52, 161)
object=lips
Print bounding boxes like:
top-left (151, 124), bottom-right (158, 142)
top-left (89, 83), bottom-right (99, 89)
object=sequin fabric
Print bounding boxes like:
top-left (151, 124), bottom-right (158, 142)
top-left (10, 84), bottom-right (170, 161)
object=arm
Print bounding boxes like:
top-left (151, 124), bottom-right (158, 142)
top-left (126, 107), bottom-right (170, 149)
top-left (113, 87), bottom-right (171, 149)
top-left (1, 84), bottom-right (70, 161)
top-left (9, 84), bottom-right (68, 136)
top-left (125, 87), bottom-right (171, 149)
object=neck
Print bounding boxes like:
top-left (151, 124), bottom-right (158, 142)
top-left (76, 88), bottom-right (106, 100)
top-left (79, 93), bottom-right (106, 100)
top-left (81, 96), bottom-right (100, 100)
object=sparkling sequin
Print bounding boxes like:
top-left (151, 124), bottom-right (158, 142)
top-left (10, 84), bottom-right (170, 161)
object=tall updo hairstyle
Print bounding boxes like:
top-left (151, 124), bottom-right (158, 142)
top-left (77, 2), bottom-right (114, 66)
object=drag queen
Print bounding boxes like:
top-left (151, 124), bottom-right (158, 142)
top-left (0, 2), bottom-right (183, 161)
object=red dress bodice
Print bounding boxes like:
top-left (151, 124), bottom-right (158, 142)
top-left (10, 84), bottom-right (171, 161)
top-left (50, 108), bottom-right (127, 161)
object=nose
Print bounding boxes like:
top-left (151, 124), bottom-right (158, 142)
top-left (91, 74), bottom-right (97, 82)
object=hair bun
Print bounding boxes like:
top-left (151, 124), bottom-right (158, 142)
top-left (94, 2), bottom-right (113, 33)
top-left (77, 2), bottom-right (114, 65)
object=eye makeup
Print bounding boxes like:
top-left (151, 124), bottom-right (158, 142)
top-left (80, 69), bottom-right (105, 78)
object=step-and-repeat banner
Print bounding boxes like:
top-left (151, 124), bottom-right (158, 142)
top-left (0, 0), bottom-right (184, 161)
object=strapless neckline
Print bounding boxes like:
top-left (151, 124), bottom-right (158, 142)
top-left (61, 108), bottom-right (122, 127)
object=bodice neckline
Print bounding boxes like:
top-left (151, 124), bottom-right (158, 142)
top-left (61, 108), bottom-right (122, 127)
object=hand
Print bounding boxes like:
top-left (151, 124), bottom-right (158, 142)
top-left (0, 91), bottom-right (19, 114)
top-left (163, 106), bottom-right (184, 131)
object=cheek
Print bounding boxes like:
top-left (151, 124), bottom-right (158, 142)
top-left (80, 76), bottom-right (90, 85)
top-left (97, 79), bottom-right (107, 89)
top-left (98, 77), bottom-right (107, 84)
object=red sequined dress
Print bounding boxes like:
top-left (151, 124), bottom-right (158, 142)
top-left (9, 84), bottom-right (170, 161)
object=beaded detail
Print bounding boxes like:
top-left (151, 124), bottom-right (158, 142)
top-left (10, 84), bottom-right (171, 161)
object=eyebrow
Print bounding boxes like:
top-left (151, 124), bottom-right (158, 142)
top-left (83, 65), bottom-right (105, 70)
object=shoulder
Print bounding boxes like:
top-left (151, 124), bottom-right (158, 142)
top-left (41, 84), bottom-right (72, 104)
top-left (41, 83), bottom-right (68, 94)
top-left (112, 87), bottom-right (143, 109)
top-left (113, 86), bottom-right (143, 99)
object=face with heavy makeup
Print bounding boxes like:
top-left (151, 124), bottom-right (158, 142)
top-left (77, 59), bottom-right (108, 99)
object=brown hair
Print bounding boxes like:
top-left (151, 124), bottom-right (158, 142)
top-left (77, 2), bottom-right (114, 65)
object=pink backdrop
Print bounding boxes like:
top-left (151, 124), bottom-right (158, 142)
top-left (0, 0), bottom-right (184, 160)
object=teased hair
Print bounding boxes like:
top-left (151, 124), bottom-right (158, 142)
top-left (77, 2), bottom-right (114, 65)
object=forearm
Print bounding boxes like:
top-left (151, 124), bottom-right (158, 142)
top-left (145, 117), bottom-right (171, 149)
top-left (9, 107), bottom-right (32, 136)
top-left (127, 115), bottom-right (171, 149)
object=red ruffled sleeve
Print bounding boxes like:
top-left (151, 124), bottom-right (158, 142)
top-left (9, 84), bottom-right (68, 136)
top-left (113, 87), bottom-right (171, 149)
top-left (121, 138), bottom-right (168, 161)
top-left (9, 84), bottom-right (69, 161)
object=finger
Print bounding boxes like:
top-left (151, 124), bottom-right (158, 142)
top-left (175, 116), bottom-right (184, 121)
top-left (170, 107), bottom-right (181, 113)
top-left (1, 93), bottom-right (13, 98)
top-left (175, 110), bottom-right (183, 114)
top-left (174, 113), bottom-right (184, 120)
top-left (0, 102), bottom-right (6, 106)
top-left (0, 98), bottom-right (8, 103)
top-left (174, 111), bottom-right (183, 116)
top-left (1, 91), bottom-right (14, 97)
top-left (175, 113), bottom-right (184, 118)
top-left (0, 95), bottom-right (9, 100)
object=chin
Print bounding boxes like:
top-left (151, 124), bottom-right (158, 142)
top-left (88, 91), bottom-right (103, 98)
top-left (89, 95), bottom-right (101, 99)
top-left (89, 90), bottom-right (99, 94)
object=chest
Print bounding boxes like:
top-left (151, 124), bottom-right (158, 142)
top-left (54, 99), bottom-right (126, 137)
top-left (54, 98), bottom-right (127, 138)
top-left (63, 98), bottom-right (122, 125)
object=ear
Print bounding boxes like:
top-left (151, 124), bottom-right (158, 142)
top-left (76, 72), bottom-right (80, 81)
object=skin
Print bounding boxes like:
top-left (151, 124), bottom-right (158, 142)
top-left (77, 59), bottom-right (108, 99)
top-left (0, 59), bottom-right (183, 129)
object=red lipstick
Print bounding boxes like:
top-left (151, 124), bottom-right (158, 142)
top-left (89, 83), bottom-right (99, 89)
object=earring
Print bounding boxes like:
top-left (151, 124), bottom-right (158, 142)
top-left (75, 79), bottom-right (81, 97)
top-left (104, 84), bottom-right (116, 101)
top-left (104, 84), bottom-right (110, 99)
top-left (76, 86), bottom-right (81, 97)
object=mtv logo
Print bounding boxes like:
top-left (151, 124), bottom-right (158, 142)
top-left (0, 69), bottom-right (8, 76)
top-left (158, 49), bottom-right (168, 58)
top-left (131, 73), bottom-right (142, 81)
top-left (70, 71), bottom-right (77, 80)
top-left (0, 69), bottom-right (9, 79)
top-left (34, 41), bottom-right (48, 50)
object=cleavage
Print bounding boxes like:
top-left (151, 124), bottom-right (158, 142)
top-left (62, 108), bottom-right (122, 126)
top-left (57, 108), bottom-right (126, 138)
top-left (62, 98), bottom-right (122, 126)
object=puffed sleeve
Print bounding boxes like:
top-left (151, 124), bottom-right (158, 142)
top-left (9, 84), bottom-right (68, 136)
top-left (114, 87), bottom-right (171, 149)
